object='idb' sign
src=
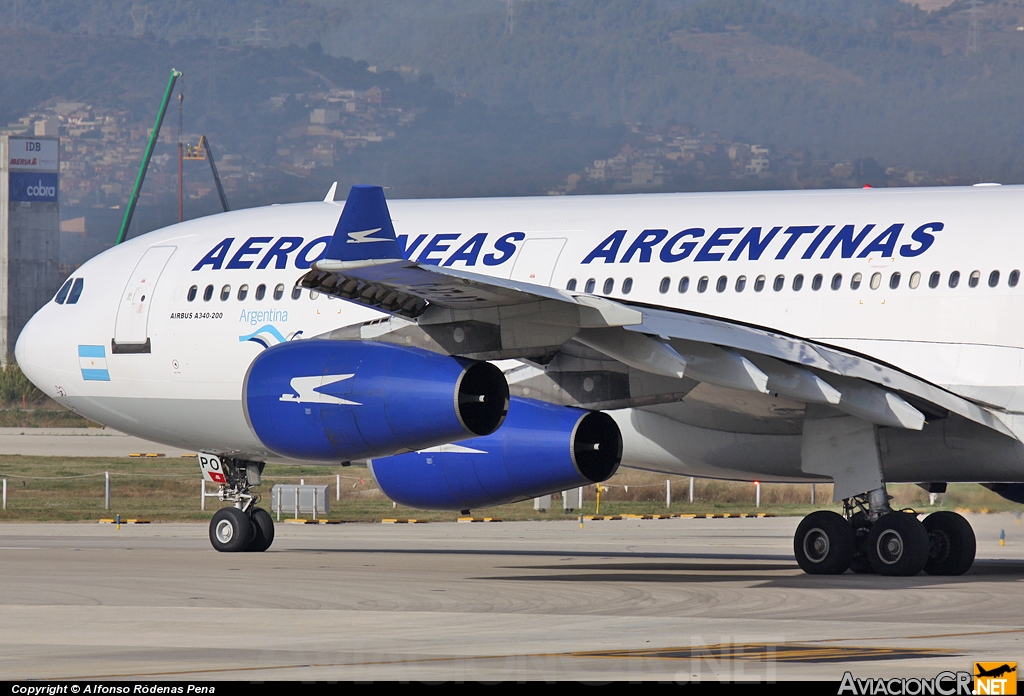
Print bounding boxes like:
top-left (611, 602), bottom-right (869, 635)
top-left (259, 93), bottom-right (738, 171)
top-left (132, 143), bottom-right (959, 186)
top-left (9, 172), bottom-right (58, 202)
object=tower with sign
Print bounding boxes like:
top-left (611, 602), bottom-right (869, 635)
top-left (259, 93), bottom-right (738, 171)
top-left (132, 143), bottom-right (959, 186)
top-left (0, 135), bottom-right (63, 359)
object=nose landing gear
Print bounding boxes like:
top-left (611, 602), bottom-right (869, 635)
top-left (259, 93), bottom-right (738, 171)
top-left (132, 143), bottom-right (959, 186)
top-left (200, 453), bottom-right (275, 553)
top-left (793, 483), bottom-right (975, 576)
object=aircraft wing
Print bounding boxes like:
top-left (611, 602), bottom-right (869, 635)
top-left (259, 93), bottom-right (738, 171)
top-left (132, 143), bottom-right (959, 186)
top-left (302, 185), bottom-right (1015, 440)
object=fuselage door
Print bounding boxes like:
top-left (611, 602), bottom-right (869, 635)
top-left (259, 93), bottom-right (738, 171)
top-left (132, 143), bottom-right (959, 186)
top-left (113, 245), bottom-right (176, 352)
top-left (509, 237), bottom-right (567, 286)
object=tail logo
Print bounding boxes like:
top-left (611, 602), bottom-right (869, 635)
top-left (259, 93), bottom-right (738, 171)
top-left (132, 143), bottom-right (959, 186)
top-left (346, 227), bottom-right (387, 243)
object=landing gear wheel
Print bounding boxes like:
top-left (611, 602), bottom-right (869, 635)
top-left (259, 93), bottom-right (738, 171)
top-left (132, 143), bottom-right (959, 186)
top-left (848, 512), bottom-right (875, 574)
top-left (923, 511), bottom-right (976, 576)
top-left (209, 507), bottom-right (254, 553)
top-left (794, 510), bottom-right (855, 575)
top-left (246, 507), bottom-right (275, 552)
top-left (866, 512), bottom-right (929, 576)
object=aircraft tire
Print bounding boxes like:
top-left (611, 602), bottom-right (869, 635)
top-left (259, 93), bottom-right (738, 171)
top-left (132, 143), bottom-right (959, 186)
top-left (923, 511), bottom-right (976, 576)
top-left (866, 512), bottom-right (929, 576)
top-left (209, 507), bottom-right (253, 553)
top-left (246, 507), bottom-right (275, 552)
top-left (794, 510), bottom-right (855, 575)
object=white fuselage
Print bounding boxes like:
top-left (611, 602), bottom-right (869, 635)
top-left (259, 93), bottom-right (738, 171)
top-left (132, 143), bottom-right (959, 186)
top-left (16, 185), bottom-right (1024, 483)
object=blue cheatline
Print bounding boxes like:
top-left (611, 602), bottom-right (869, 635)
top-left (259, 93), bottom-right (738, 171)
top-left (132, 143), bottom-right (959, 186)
top-left (78, 345), bottom-right (106, 358)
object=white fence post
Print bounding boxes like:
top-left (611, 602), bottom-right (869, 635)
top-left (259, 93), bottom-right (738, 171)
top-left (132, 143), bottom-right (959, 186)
top-left (2, 479), bottom-right (6, 510)
top-left (689, 477), bottom-right (694, 503)
top-left (104, 471), bottom-right (110, 510)
top-left (336, 474), bottom-right (341, 502)
top-left (294, 485), bottom-right (299, 520)
top-left (810, 483), bottom-right (816, 505)
top-left (201, 479), bottom-right (206, 511)
top-left (756, 481), bottom-right (761, 508)
top-left (666, 479), bottom-right (671, 509)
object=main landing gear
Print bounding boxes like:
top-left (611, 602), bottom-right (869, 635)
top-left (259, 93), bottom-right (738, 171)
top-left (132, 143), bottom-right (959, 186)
top-left (200, 454), bottom-right (275, 553)
top-left (793, 484), bottom-right (976, 577)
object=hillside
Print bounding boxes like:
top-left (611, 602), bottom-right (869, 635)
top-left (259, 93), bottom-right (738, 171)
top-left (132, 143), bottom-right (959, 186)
top-left (325, 0), bottom-right (1024, 179)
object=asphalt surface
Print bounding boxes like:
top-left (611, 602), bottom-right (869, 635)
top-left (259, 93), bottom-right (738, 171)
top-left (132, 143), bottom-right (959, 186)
top-left (0, 427), bottom-right (194, 458)
top-left (1, 514), bottom-right (1022, 681)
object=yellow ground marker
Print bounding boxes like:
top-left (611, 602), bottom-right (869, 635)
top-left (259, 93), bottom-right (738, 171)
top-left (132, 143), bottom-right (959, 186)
top-left (98, 519), bottom-right (150, 524)
top-left (381, 518), bottom-right (428, 524)
top-left (283, 519), bottom-right (344, 524)
top-left (128, 453), bottom-right (165, 458)
top-left (457, 517), bottom-right (503, 523)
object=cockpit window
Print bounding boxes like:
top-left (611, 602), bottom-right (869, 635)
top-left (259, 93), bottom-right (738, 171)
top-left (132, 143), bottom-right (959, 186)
top-left (54, 278), bottom-right (73, 304)
top-left (66, 278), bottom-right (84, 305)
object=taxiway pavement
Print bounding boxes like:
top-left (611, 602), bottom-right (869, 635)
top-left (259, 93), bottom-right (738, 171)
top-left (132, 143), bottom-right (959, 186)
top-left (0, 515), bottom-right (1021, 681)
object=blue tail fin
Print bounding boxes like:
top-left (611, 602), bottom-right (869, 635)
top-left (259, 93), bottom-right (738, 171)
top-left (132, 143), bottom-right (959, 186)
top-left (320, 185), bottom-right (402, 266)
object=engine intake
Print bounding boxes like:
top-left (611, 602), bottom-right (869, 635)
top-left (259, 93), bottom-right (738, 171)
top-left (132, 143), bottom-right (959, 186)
top-left (369, 397), bottom-right (622, 510)
top-left (243, 340), bottom-right (508, 461)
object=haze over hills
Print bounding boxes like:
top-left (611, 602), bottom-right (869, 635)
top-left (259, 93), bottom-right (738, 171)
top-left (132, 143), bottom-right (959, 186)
top-left (326, 0), bottom-right (1024, 179)
top-left (3, 0), bottom-right (1024, 246)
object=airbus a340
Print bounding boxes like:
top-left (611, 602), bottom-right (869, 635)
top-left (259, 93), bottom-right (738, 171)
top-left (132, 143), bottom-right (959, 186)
top-left (18, 183), bottom-right (1024, 576)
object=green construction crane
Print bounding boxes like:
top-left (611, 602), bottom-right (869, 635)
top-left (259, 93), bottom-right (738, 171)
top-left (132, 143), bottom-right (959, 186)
top-left (116, 69), bottom-right (182, 245)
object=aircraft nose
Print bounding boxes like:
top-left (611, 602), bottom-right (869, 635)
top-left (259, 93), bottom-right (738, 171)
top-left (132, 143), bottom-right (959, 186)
top-left (15, 309), bottom-right (57, 398)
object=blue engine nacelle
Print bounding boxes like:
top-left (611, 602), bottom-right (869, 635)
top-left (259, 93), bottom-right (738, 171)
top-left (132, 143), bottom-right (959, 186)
top-left (243, 340), bottom-right (509, 461)
top-left (369, 397), bottom-right (622, 510)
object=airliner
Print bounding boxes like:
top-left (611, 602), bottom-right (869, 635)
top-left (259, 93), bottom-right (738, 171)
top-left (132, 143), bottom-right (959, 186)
top-left (16, 183), bottom-right (1024, 576)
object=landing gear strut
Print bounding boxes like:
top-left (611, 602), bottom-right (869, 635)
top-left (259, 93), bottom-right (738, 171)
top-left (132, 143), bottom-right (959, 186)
top-left (793, 482), bottom-right (975, 576)
top-left (200, 453), bottom-right (275, 553)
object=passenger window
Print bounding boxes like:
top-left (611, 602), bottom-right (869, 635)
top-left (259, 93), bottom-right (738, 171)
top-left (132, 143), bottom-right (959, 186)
top-left (255, 284), bottom-right (266, 300)
top-left (697, 276), bottom-right (709, 293)
top-left (989, 270), bottom-right (1000, 288)
top-left (220, 285), bottom-right (231, 301)
top-left (603, 278), bottom-right (614, 294)
top-left (792, 274), bottom-right (804, 291)
top-left (237, 284), bottom-right (249, 301)
top-left (274, 283), bottom-right (285, 300)
top-left (889, 272), bottom-right (901, 289)
top-left (1010, 270), bottom-right (1020, 287)
top-left (870, 272), bottom-right (881, 290)
top-left (55, 278), bottom-right (73, 304)
top-left (658, 277), bottom-right (669, 294)
top-left (567, 279), bottom-right (577, 291)
top-left (678, 277), bottom-right (690, 293)
top-left (773, 275), bottom-right (785, 292)
top-left (851, 273), bottom-right (862, 290)
top-left (811, 274), bottom-right (822, 291)
top-left (585, 278), bottom-right (596, 293)
top-left (831, 273), bottom-right (842, 291)
top-left (735, 275), bottom-right (746, 292)
top-left (909, 272), bottom-right (921, 289)
top-left (929, 271), bottom-right (940, 289)
top-left (968, 270), bottom-right (980, 288)
top-left (203, 284), bottom-right (214, 302)
top-left (949, 271), bottom-right (960, 288)
top-left (754, 275), bottom-right (765, 292)
top-left (716, 275), bottom-right (727, 293)
top-left (187, 285), bottom-right (198, 302)
top-left (67, 278), bottom-right (84, 304)
top-left (291, 285), bottom-right (303, 300)
top-left (622, 278), bottom-right (633, 294)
